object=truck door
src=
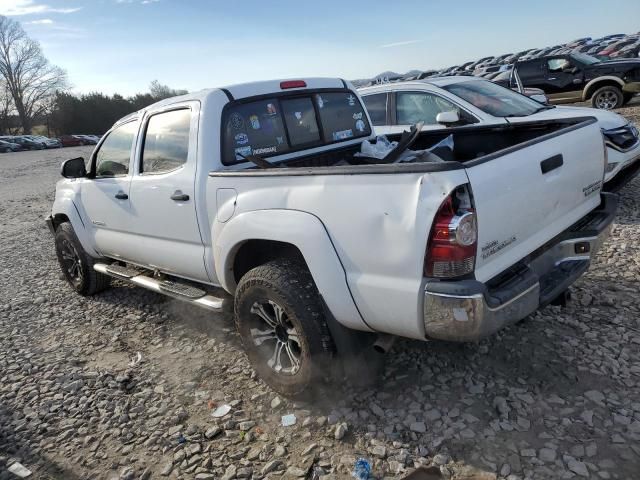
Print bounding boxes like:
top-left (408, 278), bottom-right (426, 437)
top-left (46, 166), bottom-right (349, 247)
top-left (543, 57), bottom-right (584, 102)
top-left (126, 102), bottom-right (210, 283)
top-left (80, 119), bottom-right (138, 258)
top-left (516, 60), bottom-right (547, 90)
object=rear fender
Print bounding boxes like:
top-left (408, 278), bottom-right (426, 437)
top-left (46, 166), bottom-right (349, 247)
top-left (583, 76), bottom-right (625, 100)
top-left (214, 209), bottom-right (372, 332)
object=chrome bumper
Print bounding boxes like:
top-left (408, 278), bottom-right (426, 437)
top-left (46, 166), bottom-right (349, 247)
top-left (423, 193), bottom-right (617, 342)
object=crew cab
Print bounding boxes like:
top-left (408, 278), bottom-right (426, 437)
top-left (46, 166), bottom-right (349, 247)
top-left (359, 77), bottom-right (640, 190)
top-left (47, 78), bottom-right (617, 397)
top-left (513, 53), bottom-right (640, 109)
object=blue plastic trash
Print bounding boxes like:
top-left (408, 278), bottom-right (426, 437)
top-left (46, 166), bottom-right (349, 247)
top-left (352, 458), bottom-right (371, 480)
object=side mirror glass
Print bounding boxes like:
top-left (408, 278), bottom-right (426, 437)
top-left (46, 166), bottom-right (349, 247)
top-left (61, 157), bottom-right (87, 178)
top-left (436, 111), bottom-right (460, 126)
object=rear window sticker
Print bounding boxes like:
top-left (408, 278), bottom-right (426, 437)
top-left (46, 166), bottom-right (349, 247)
top-left (347, 94), bottom-right (355, 106)
top-left (276, 136), bottom-right (285, 145)
top-left (355, 119), bottom-right (365, 132)
top-left (250, 115), bottom-right (261, 130)
top-left (332, 129), bottom-right (353, 141)
top-left (294, 111), bottom-right (302, 121)
top-left (230, 113), bottom-right (244, 130)
top-left (353, 112), bottom-right (363, 120)
top-left (317, 96), bottom-right (325, 109)
top-left (234, 133), bottom-right (248, 145)
top-left (253, 145), bottom-right (277, 155)
top-left (234, 145), bottom-right (252, 160)
top-left (267, 103), bottom-right (277, 115)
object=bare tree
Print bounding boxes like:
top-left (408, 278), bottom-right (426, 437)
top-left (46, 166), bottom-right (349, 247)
top-left (149, 80), bottom-right (187, 100)
top-left (0, 78), bottom-right (13, 134)
top-left (0, 16), bottom-right (68, 134)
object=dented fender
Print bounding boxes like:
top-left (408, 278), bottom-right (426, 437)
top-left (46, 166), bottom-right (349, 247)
top-left (213, 209), bottom-right (373, 332)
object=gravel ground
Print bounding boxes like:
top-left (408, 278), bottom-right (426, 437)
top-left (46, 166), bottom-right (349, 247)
top-left (1, 103), bottom-right (640, 480)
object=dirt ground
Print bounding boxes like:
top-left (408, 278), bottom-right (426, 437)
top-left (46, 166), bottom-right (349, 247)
top-left (1, 100), bottom-right (640, 480)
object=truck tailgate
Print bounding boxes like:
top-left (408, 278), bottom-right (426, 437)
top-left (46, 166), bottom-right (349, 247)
top-left (465, 118), bottom-right (605, 283)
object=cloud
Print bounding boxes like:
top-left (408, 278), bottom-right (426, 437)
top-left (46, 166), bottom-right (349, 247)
top-left (26, 18), bottom-right (54, 24)
top-left (141, 0), bottom-right (159, 3)
top-left (0, 0), bottom-right (81, 15)
top-left (379, 40), bottom-right (423, 48)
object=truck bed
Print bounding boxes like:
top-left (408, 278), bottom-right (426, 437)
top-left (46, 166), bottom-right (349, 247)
top-left (213, 117), bottom-right (598, 174)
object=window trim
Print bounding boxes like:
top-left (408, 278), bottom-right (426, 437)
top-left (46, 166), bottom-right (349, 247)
top-left (90, 118), bottom-right (140, 179)
top-left (360, 92), bottom-right (391, 127)
top-left (220, 88), bottom-right (372, 166)
top-left (392, 90), bottom-right (480, 126)
top-left (138, 106), bottom-right (192, 176)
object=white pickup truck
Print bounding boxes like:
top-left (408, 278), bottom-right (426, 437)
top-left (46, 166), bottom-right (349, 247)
top-left (47, 77), bottom-right (617, 397)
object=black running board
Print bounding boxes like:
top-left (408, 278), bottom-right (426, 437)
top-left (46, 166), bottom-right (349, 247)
top-left (94, 263), bottom-right (223, 312)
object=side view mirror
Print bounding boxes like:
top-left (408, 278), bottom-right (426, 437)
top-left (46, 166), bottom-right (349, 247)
top-left (61, 157), bottom-right (87, 178)
top-left (436, 111), bottom-right (460, 126)
top-left (531, 94), bottom-right (549, 104)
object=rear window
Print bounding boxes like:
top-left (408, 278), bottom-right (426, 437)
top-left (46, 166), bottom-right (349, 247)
top-left (222, 90), bottom-right (371, 165)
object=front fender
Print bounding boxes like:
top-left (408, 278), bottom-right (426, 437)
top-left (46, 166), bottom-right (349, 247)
top-left (51, 187), bottom-right (99, 257)
top-left (214, 209), bottom-right (372, 332)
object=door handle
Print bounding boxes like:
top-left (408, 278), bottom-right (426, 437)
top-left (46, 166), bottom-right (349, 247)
top-left (547, 77), bottom-right (556, 80)
top-left (115, 191), bottom-right (128, 200)
top-left (540, 154), bottom-right (563, 174)
top-left (171, 191), bottom-right (190, 201)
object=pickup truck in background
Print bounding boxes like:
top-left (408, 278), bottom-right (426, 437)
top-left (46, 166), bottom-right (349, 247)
top-left (359, 76), bottom-right (640, 191)
top-left (47, 78), bottom-right (617, 397)
top-left (512, 53), bottom-right (640, 109)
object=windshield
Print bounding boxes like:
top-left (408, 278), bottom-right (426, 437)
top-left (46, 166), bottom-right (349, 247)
top-left (443, 80), bottom-right (545, 117)
top-left (570, 52), bottom-right (600, 65)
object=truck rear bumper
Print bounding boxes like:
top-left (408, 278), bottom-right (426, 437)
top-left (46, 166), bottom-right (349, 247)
top-left (423, 193), bottom-right (617, 342)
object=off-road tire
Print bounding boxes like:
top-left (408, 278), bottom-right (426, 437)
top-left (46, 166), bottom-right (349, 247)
top-left (55, 222), bottom-right (110, 296)
top-left (234, 259), bottom-right (334, 397)
top-left (591, 85), bottom-right (624, 110)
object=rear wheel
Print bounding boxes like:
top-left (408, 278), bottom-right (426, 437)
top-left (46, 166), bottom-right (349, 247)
top-left (591, 85), bottom-right (623, 109)
top-left (234, 259), bottom-right (334, 397)
top-left (55, 222), bottom-right (110, 296)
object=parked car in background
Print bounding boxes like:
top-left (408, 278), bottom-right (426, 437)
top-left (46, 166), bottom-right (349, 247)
top-left (58, 135), bottom-right (86, 147)
top-left (0, 139), bottom-right (21, 153)
top-left (24, 135), bottom-right (62, 149)
top-left (359, 76), bottom-right (639, 189)
top-left (514, 53), bottom-right (640, 109)
top-left (72, 135), bottom-right (98, 145)
top-left (5, 136), bottom-right (45, 150)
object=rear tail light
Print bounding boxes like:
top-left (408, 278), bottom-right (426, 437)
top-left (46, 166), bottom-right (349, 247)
top-left (424, 193), bottom-right (477, 278)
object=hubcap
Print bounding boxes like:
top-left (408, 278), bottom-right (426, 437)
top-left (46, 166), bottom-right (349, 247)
top-left (249, 300), bottom-right (302, 375)
top-left (596, 91), bottom-right (618, 110)
top-left (60, 239), bottom-right (83, 287)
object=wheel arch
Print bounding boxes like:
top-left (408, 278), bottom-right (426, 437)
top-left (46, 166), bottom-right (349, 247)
top-left (583, 76), bottom-right (625, 101)
top-left (214, 209), bottom-right (372, 332)
top-left (51, 195), bottom-right (99, 257)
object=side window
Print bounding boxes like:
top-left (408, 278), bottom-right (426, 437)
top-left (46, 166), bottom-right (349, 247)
top-left (362, 93), bottom-right (387, 126)
top-left (141, 109), bottom-right (191, 174)
top-left (516, 61), bottom-right (542, 78)
top-left (547, 58), bottom-right (572, 73)
top-left (396, 92), bottom-right (460, 125)
top-left (95, 121), bottom-right (138, 177)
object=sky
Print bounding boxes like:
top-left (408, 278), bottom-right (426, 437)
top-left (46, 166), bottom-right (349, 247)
top-left (2, 0), bottom-right (640, 96)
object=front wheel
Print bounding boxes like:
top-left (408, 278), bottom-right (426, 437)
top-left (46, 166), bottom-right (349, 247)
top-left (591, 85), bottom-right (623, 109)
top-left (234, 259), bottom-right (334, 397)
top-left (54, 222), bottom-right (111, 296)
